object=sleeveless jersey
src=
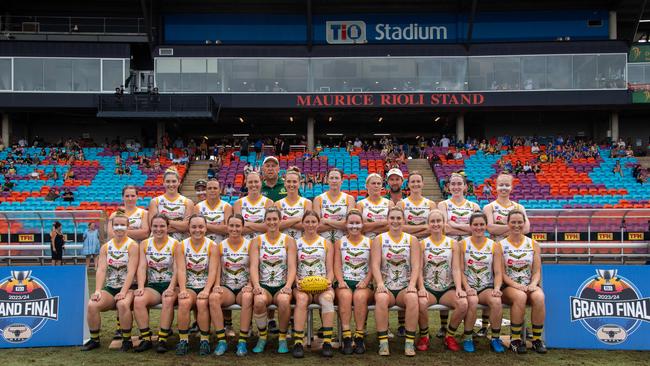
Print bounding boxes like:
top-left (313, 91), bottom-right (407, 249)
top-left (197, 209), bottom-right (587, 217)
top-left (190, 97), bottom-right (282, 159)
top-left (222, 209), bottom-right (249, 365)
top-left (126, 207), bottom-right (146, 230)
top-left (443, 199), bottom-right (479, 226)
top-left (296, 235), bottom-right (328, 280)
top-left (461, 237), bottom-right (496, 291)
top-left (277, 196), bottom-right (309, 240)
top-left (378, 232), bottom-right (415, 291)
top-left (339, 235), bottom-right (372, 282)
top-left (500, 236), bottom-right (536, 286)
top-left (143, 236), bottom-right (177, 284)
top-left (358, 197), bottom-right (391, 240)
top-left (421, 235), bottom-right (455, 292)
top-left (105, 237), bottom-right (138, 289)
top-left (196, 199), bottom-right (231, 243)
top-left (402, 196), bottom-right (435, 238)
top-left (487, 200), bottom-right (526, 241)
top-left (156, 194), bottom-right (189, 241)
top-left (238, 195), bottom-right (272, 240)
top-left (218, 238), bottom-right (251, 291)
top-left (258, 233), bottom-right (290, 288)
top-left (181, 237), bottom-right (214, 290)
top-left (317, 192), bottom-right (353, 243)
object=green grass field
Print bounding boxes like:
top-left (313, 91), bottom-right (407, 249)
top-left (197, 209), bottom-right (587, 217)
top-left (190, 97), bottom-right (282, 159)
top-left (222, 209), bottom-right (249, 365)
top-left (2, 271), bottom-right (649, 366)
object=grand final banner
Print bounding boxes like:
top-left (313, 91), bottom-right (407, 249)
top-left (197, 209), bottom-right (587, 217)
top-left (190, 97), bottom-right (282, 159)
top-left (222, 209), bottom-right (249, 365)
top-left (543, 265), bottom-right (650, 350)
top-left (0, 266), bottom-right (87, 348)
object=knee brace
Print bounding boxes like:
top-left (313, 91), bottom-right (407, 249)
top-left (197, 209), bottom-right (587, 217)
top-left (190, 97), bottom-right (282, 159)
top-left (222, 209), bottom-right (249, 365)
top-left (320, 294), bottom-right (335, 314)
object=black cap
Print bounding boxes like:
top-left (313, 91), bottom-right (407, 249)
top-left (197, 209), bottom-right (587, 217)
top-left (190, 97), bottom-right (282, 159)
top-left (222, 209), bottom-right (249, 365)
top-left (195, 179), bottom-right (207, 188)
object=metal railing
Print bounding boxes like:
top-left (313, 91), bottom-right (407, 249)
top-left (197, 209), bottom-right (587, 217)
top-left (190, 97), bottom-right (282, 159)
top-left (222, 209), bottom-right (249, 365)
top-left (98, 94), bottom-right (217, 115)
top-left (2, 16), bottom-right (146, 34)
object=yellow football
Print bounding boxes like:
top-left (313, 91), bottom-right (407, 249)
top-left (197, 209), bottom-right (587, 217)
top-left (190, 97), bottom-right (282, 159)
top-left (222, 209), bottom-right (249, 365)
top-left (299, 275), bottom-right (329, 294)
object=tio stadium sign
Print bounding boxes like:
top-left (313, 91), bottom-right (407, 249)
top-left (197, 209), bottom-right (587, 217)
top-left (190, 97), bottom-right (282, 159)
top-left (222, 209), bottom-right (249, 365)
top-left (326, 20), bottom-right (448, 44)
top-left (296, 93), bottom-right (485, 108)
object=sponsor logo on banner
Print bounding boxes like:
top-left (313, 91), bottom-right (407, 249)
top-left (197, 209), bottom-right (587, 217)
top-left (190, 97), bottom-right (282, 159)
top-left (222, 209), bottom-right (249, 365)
top-left (326, 21), bottom-right (367, 44)
top-left (531, 233), bottom-right (547, 241)
top-left (564, 233), bottom-right (580, 241)
top-left (628, 232), bottom-right (644, 241)
top-left (597, 233), bottom-right (613, 241)
top-left (0, 271), bottom-right (59, 343)
top-left (570, 269), bottom-right (650, 345)
top-left (17, 235), bottom-right (34, 243)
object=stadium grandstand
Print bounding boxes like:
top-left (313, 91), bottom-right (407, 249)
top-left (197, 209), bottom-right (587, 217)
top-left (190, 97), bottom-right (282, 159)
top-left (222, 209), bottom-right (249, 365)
top-left (1, 0), bottom-right (650, 362)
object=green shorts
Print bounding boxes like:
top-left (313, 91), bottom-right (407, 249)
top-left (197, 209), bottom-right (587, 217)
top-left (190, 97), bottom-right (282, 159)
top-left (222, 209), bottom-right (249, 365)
top-left (425, 287), bottom-right (455, 302)
top-left (224, 285), bottom-right (242, 297)
top-left (261, 283), bottom-right (285, 297)
top-left (189, 287), bottom-right (205, 295)
top-left (147, 282), bottom-right (171, 295)
top-left (103, 286), bottom-right (121, 297)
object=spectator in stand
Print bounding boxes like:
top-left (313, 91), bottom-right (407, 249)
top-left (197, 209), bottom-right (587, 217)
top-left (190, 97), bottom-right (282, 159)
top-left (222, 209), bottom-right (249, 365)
top-left (523, 161), bottom-right (533, 174)
top-left (3, 180), bottom-right (15, 192)
top-left (254, 138), bottom-right (263, 160)
top-left (440, 135), bottom-right (450, 148)
top-left (244, 162), bottom-right (253, 177)
top-left (442, 181), bottom-right (450, 199)
top-left (514, 161), bottom-right (523, 175)
top-left (64, 168), bottom-right (75, 180)
top-left (625, 146), bottom-right (634, 157)
top-left (453, 150), bottom-right (463, 160)
top-left (483, 181), bottom-right (493, 198)
top-left (531, 142), bottom-right (540, 154)
top-left (207, 163), bottom-right (217, 179)
top-left (225, 183), bottom-right (236, 196)
top-left (45, 187), bottom-right (59, 201)
top-left (240, 137), bottom-right (249, 157)
top-left (613, 159), bottom-right (623, 177)
top-left (29, 168), bottom-right (40, 179)
top-left (62, 188), bottom-right (74, 202)
top-left (115, 165), bottom-right (124, 175)
top-left (199, 139), bottom-right (208, 160)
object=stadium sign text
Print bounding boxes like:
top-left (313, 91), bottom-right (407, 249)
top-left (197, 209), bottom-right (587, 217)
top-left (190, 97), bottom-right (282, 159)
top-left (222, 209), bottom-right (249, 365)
top-left (296, 93), bottom-right (485, 108)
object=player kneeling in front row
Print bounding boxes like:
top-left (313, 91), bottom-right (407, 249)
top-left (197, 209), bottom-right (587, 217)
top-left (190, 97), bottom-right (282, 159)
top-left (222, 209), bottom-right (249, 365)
top-left (460, 212), bottom-right (505, 353)
top-left (209, 214), bottom-right (254, 357)
top-left (132, 214), bottom-right (182, 353)
top-left (500, 210), bottom-right (547, 354)
top-left (371, 207), bottom-right (421, 356)
top-left (292, 211), bottom-right (336, 358)
top-left (82, 212), bottom-right (139, 351)
top-left (175, 215), bottom-right (219, 356)
top-left (249, 207), bottom-right (297, 354)
top-left (416, 210), bottom-right (467, 352)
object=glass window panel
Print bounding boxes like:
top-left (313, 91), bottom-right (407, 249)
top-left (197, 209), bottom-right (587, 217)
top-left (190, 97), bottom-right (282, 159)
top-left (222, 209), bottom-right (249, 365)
top-left (441, 58), bottom-right (467, 91)
top-left (181, 59), bottom-right (206, 92)
top-left (547, 55), bottom-right (572, 89)
top-left (156, 58), bottom-right (180, 92)
top-left (181, 59), bottom-right (206, 73)
top-left (468, 58), bottom-right (491, 91)
top-left (521, 56), bottom-right (546, 90)
top-left (14, 58), bottom-right (44, 91)
top-left (0, 59), bottom-right (10, 90)
top-left (573, 55), bottom-right (598, 89)
top-left (44, 59), bottom-right (73, 91)
top-left (597, 54), bottom-right (626, 88)
top-left (361, 58), bottom-right (390, 91)
top-left (74, 59), bottom-right (100, 91)
top-left (492, 56), bottom-right (520, 90)
top-left (629, 64), bottom-right (646, 84)
top-left (311, 58), bottom-right (361, 92)
top-left (102, 60), bottom-right (123, 92)
top-left (207, 59), bottom-right (218, 73)
top-left (416, 58), bottom-right (441, 91)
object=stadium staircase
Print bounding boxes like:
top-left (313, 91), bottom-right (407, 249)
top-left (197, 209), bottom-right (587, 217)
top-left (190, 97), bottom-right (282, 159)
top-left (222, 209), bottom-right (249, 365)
top-left (406, 158), bottom-right (443, 201)
top-left (180, 160), bottom-right (210, 203)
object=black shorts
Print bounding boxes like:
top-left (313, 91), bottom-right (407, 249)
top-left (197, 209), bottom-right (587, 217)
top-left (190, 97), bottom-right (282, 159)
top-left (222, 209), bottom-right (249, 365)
top-left (425, 287), bottom-right (455, 302)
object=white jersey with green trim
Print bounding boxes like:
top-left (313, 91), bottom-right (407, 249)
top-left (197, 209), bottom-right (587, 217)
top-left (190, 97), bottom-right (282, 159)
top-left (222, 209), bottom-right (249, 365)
top-left (105, 237), bottom-right (138, 289)
top-left (196, 199), bottom-right (231, 243)
top-left (278, 196), bottom-right (309, 240)
top-left (443, 198), bottom-right (479, 226)
top-left (461, 237), bottom-right (496, 291)
top-left (296, 235), bottom-right (328, 280)
top-left (143, 236), bottom-right (177, 284)
top-left (358, 196), bottom-right (391, 240)
top-left (155, 194), bottom-right (189, 241)
top-left (402, 196), bottom-right (434, 238)
top-left (218, 238), bottom-right (251, 291)
top-left (487, 200), bottom-right (526, 242)
top-left (500, 236), bottom-right (536, 286)
top-left (317, 191), bottom-right (353, 244)
top-left (339, 235), bottom-right (372, 282)
top-left (421, 235), bottom-right (454, 292)
top-left (181, 237), bottom-right (214, 290)
top-left (126, 207), bottom-right (146, 230)
top-left (237, 195), bottom-right (272, 240)
top-left (379, 232), bottom-right (415, 291)
top-left (258, 233), bottom-right (290, 288)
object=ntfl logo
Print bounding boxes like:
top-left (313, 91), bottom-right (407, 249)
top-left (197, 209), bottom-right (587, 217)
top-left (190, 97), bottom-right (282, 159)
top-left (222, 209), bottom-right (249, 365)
top-left (326, 21), bottom-right (367, 44)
